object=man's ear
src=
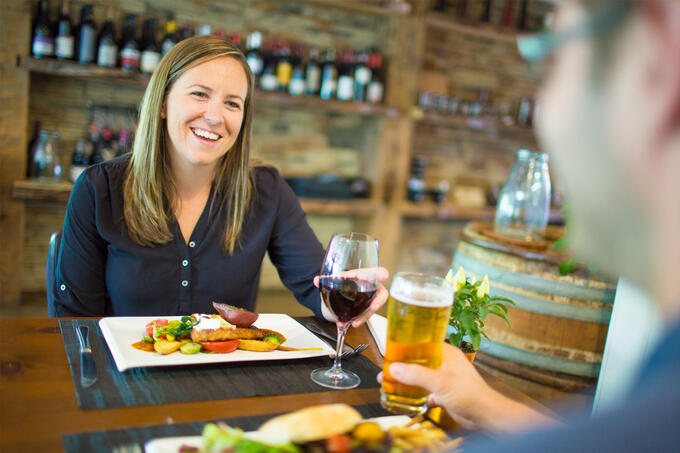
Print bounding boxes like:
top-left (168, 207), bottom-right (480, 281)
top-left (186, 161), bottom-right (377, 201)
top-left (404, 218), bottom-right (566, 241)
top-left (642, 0), bottom-right (680, 140)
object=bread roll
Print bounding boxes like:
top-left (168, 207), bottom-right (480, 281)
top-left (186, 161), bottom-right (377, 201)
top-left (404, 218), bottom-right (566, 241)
top-left (257, 404), bottom-right (363, 444)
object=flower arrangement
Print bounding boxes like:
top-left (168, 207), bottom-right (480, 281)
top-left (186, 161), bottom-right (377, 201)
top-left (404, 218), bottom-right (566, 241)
top-left (445, 267), bottom-right (515, 353)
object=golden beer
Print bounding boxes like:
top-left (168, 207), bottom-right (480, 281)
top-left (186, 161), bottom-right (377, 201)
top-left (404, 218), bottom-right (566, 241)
top-left (380, 273), bottom-right (452, 416)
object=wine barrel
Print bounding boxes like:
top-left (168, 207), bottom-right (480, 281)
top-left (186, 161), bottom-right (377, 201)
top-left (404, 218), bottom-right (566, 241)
top-left (451, 222), bottom-right (617, 388)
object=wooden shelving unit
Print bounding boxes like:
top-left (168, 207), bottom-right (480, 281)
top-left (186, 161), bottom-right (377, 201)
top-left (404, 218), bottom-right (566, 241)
top-left (19, 57), bottom-right (398, 117)
top-left (415, 110), bottom-right (536, 140)
top-left (300, 0), bottom-right (411, 16)
top-left (12, 180), bottom-right (381, 217)
top-left (401, 200), bottom-right (564, 224)
top-left (424, 12), bottom-right (520, 43)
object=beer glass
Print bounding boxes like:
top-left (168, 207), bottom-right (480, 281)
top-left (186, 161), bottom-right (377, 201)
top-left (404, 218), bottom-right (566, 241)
top-left (380, 272), bottom-right (453, 415)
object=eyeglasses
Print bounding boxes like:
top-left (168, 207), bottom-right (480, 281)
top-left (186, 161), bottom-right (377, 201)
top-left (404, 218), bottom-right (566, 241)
top-left (516, 0), bottom-right (632, 63)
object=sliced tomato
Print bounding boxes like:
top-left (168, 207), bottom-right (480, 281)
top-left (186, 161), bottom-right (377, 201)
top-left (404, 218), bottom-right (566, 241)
top-left (145, 319), bottom-right (169, 337)
top-left (325, 434), bottom-right (352, 453)
top-left (200, 340), bottom-right (240, 353)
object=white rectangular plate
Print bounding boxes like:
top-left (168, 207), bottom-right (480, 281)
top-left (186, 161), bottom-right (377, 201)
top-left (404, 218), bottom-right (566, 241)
top-left (144, 415), bottom-right (412, 453)
top-left (99, 314), bottom-right (335, 372)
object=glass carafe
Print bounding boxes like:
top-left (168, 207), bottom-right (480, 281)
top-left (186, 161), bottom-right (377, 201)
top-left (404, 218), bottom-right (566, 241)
top-left (494, 149), bottom-right (551, 240)
top-left (30, 131), bottom-right (62, 182)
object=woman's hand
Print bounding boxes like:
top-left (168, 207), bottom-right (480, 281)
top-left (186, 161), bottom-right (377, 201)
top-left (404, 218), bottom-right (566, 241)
top-left (378, 343), bottom-right (556, 433)
top-left (314, 266), bottom-right (389, 327)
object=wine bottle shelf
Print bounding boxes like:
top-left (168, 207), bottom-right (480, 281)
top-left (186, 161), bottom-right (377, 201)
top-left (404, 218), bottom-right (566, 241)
top-left (414, 110), bottom-right (536, 140)
top-left (12, 180), bottom-right (382, 216)
top-left (18, 56), bottom-right (398, 118)
top-left (424, 12), bottom-right (521, 43)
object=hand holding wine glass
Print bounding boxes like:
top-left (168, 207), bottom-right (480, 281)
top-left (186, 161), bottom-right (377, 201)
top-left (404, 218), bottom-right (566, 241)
top-left (311, 232), bottom-right (383, 389)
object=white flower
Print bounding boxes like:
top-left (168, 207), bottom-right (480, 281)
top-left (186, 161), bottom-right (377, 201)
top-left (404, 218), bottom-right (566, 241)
top-left (476, 275), bottom-right (490, 298)
top-left (446, 267), bottom-right (467, 290)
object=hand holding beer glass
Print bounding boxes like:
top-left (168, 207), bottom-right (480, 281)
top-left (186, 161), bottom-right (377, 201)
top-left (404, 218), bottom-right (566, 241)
top-left (381, 272), bottom-right (453, 415)
top-left (311, 232), bottom-right (380, 390)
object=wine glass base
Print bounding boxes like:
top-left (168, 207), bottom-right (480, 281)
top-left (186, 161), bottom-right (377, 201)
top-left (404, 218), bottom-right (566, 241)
top-left (311, 367), bottom-right (360, 390)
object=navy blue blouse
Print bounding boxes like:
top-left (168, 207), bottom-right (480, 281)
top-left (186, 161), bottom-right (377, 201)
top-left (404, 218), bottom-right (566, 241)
top-left (54, 155), bottom-right (325, 317)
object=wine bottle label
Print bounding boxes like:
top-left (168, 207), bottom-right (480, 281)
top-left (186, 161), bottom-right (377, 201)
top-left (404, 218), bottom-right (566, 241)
top-left (337, 76), bottom-right (354, 101)
top-left (260, 73), bottom-right (278, 91)
top-left (32, 36), bottom-right (54, 57)
top-left (288, 77), bottom-right (305, 96)
top-left (247, 54), bottom-right (263, 75)
top-left (55, 36), bottom-right (74, 59)
top-left (366, 82), bottom-right (384, 104)
top-left (276, 62), bottom-right (292, 87)
top-left (354, 66), bottom-right (371, 84)
top-left (305, 65), bottom-right (320, 94)
top-left (120, 48), bottom-right (140, 69)
top-left (97, 43), bottom-right (118, 67)
top-left (140, 50), bottom-right (160, 74)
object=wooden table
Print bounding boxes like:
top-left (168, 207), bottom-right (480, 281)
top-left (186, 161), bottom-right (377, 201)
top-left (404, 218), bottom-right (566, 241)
top-left (0, 318), bottom-right (545, 452)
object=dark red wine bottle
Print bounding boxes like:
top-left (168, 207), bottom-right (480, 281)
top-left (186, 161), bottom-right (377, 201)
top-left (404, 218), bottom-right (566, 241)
top-left (32, 0), bottom-right (54, 58)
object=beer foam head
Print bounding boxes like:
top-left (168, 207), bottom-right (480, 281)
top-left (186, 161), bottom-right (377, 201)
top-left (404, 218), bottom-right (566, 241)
top-left (390, 272), bottom-right (453, 307)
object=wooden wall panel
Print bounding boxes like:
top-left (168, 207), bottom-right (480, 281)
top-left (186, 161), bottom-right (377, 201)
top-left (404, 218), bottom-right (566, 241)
top-left (0, 0), bottom-right (30, 305)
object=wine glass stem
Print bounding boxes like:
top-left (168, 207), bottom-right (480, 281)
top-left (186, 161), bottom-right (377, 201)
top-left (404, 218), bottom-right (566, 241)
top-left (331, 321), bottom-right (350, 371)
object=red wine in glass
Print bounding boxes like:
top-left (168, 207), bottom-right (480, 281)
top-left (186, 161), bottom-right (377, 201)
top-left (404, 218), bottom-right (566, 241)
top-left (311, 232), bottom-right (380, 390)
top-left (319, 276), bottom-right (378, 322)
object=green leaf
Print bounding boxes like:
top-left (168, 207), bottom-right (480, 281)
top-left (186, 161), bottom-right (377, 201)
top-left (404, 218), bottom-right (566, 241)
top-left (559, 259), bottom-right (577, 276)
top-left (449, 332), bottom-right (463, 348)
top-left (459, 310), bottom-right (475, 333)
top-left (552, 236), bottom-right (568, 250)
top-left (470, 331), bottom-right (481, 351)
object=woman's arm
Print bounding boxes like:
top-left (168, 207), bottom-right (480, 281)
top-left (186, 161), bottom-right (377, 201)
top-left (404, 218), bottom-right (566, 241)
top-left (54, 172), bottom-right (109, 316)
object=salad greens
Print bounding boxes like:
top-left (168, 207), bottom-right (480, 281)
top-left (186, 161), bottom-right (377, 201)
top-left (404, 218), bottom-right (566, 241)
top-left (152, 316), bottom-right (198, 341)
top-left (201, 422), bottom-right (300, 453)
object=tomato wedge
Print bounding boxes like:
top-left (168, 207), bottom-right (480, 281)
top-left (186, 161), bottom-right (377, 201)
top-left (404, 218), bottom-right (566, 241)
top-left (200, 340), bottom-right (240, 353)
top-left (145, 319), bottom-right (169, 337)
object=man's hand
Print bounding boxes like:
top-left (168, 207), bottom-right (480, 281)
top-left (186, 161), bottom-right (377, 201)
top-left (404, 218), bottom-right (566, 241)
top-left (314, 267), bottom-right (389, 327)
top-left (378, 343), bottom-right (556, 433)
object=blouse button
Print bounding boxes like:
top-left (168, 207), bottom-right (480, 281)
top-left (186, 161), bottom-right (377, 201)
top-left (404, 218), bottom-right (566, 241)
top-left (60, 284), bottom-right (66, 291)
top-left (182, 259), bottom-right (189, 267)
top-left (189, 241), bottom-right (196, 248)
top-left (181, 280), bottom-right (189, 287)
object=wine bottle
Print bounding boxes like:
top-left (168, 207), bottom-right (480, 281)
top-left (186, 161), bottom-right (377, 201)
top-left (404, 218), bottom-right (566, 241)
top-left (32, 0), bottom-right (54, 58)
top-left (259, 40), bottom-right (278, 92)
top-left (288, 44), bottom-right (305, 97)
top-left (305, 47), bottom-right (321, 96)
top-left (69, 139), bottom-right (89, 183)
top-left (55, 0), bottom-right (74, 60)
top-left (518, 0), bottom-right (529, 30)
top-left (96, 7), bottom-right (117, 68)
top-left (76, 4), bottom-right (96, 64)
top-left (139, 18), bottom-right (160, 74)
top-left (366, 51), bottom-right (384, 104)
top-left (161, 20), bottom-right (177, 56)
top-left (26, 121), bottom-right (42, 178)
top-left (119, 14), bottom-right (139, 72)
top-left (481, 0), bottom-right (493, 23)
top-left (336, 50), bottom-right (355, 102)
top-left (353, 49), bottom-right (372, 102)
top-left (319, 48), bottom-right (337, 100)
top-left (275, 42), bottom-right (292, 92)
top-left (245, 31), bottom-right (263, 81)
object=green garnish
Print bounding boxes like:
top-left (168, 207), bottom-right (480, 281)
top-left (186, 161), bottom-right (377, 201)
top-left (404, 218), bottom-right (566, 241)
top-left (262, 333), bottom-right (283, 345)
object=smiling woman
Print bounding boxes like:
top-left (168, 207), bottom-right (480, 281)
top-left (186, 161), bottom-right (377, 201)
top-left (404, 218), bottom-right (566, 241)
top-left (52, 35), bottom-right (327, 318)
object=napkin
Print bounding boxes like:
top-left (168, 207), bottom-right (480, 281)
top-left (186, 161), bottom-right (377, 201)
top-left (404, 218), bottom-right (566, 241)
top-left (367, 313), bottom-right (387, 356)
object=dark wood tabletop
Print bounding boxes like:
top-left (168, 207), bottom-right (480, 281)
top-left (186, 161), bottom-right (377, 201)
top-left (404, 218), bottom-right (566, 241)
top-left (0, 317), bottom-right (546, 452)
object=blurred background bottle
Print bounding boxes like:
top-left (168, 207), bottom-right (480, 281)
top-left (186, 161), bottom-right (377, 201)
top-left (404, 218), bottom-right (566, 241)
top-left (55, 0), bottom-right (74, 60)
top-left (32, 0), bottom-right (54, 58)
top-left (76, 4), bottom-right (96, 64)
top-left (30, 131), bottom-right (62, 182)
top-left (494, 149), bottom-right (551, 240)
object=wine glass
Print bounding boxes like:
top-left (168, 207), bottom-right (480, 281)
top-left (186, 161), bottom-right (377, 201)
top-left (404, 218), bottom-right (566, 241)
top-left (310, 232), bottom-right (380, 389)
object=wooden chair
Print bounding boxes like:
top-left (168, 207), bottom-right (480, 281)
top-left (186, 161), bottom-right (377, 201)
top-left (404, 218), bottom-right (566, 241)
top-left (46, 231), bottom-right (62, 317)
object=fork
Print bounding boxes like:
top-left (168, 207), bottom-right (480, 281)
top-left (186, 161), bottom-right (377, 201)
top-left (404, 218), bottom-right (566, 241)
top-left (305, 321), bottom-right (369, 357)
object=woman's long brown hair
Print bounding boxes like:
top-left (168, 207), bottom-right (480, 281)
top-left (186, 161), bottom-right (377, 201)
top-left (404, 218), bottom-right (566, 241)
top-left (123, 35), bottom-right (255, 254)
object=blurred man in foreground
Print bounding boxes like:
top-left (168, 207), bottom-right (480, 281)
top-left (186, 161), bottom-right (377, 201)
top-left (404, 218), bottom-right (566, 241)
top-left (386, 0), bottom-right (680, 450)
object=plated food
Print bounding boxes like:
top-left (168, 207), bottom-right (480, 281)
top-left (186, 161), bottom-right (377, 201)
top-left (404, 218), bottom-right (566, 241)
top-left (167, 404), bottom-right (462, 453)
top-left (131, 303), bottom-right (306, 356)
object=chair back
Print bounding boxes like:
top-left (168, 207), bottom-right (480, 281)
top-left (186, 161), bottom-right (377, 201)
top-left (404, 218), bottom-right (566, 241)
top-left (46, 231), bottom-right (62, 317)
